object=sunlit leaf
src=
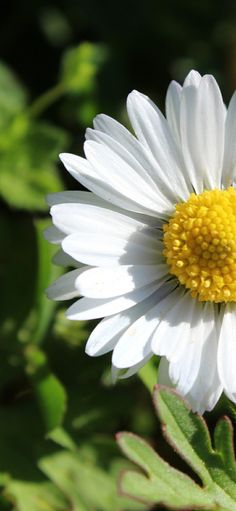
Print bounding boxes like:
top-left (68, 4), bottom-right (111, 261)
top-left (0, 61), bottom-right (27, 130)
top-left (39, 441), bottom-right (145, 511)
top-left (0, 119), bottom-right (68, 211)
top-left (6, 481), bottom-right (68, 511)
top-left (118, 385), bottom-right (236, 510)
top-left (60, 42), bottom-right (108, 94)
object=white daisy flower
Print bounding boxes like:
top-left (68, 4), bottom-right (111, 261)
top-left (46, 69), bottom-right (236, 414)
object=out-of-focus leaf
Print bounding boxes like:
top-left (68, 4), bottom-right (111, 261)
top-left (39, 7), bottom-right (72, 46)
top-left (0, 213), bottom-right (37, 390)
top-left (0, 119), bottom-right (68, 211)
top-left (0, 61), bottom-right (27, 130)
top-left (39, 443), bottom-right (146, 511)
top-left (6, 481), bottom-right (68, 511)
top-left (60, 42), bottom-right (108, 94)
top-left (26, 348), bottom-right (67, 433)
top-left (77, 97), bottom-right (100, 126)
top-left (118, 386), bottom-right (236, 510)
top-left (0, 390), bottom-right (69, 510)
top-left (47, 426), bottom-right (77, 451)
top-left (0, 214), bottom-right (61, 355)
top-left (0, 495), bottom-right (11, 511)
top-left (53, 309), bottom-right (89, 347)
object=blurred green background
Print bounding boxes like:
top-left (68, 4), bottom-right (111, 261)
top-left (0, 1), bottom-right (236, 509)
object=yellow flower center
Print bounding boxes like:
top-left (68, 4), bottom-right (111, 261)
top-left (163, 188), bottom-right (236, 302)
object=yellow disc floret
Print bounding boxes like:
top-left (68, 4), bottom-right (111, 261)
top-left (163, 188), bottom-right (236, 302)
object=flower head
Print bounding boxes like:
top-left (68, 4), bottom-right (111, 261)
top-left (46, 70), bottom-right (236, 413)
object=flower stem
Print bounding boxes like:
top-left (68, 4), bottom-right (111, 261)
top-left (138, 360), bottom-right (157, 393)
top-left (29, 82), bottom-right (65, 118)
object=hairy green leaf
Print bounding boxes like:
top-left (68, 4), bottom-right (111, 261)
top-left (118, 386), bottom-right (236, 510)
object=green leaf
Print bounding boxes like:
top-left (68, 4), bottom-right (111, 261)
top-left (53, 308), bottom-right (89, 347)
top-left (214, 416), bottom-right (236, 474)
top-left (0, 387), bottom-right (69, 511)
top-left (60, 42), bottom-right (108, 94)
top-left (0, 119), bottom-right (68, 211)
top-left (39, 443), bottom-right (145, 511)
top-left (6, 481), bottom-right (68, 511)
top-left (118, 385), bottom-right (236, 510)
top-left (0, 61), bottom-right (27, 129)
top-left (47, 426), bottom-right (77, 451)
top-left (0, 213), bottom-right (37, 390)
top-left (117, 432), bottom-right (213, 509)
top-left (26, 348), bottom-right (67, 432)
top-left (155, 386), bottom-right (236, 507)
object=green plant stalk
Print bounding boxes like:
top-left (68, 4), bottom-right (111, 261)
top-left (138, 360), bottom-right (157, 393)
top-left (29, 82), bottom-right (65, 117)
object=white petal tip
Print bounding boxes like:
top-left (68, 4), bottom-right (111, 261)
top-left (85, 345), bottom-right (96, 357)
top-left (59, 152), bottom-right (67, 162)
top-left (59, 152), bottom-right (78, 166)
top-left (183, 70), bottom-right (202, 87)
top-left (93, 113), bottom-right (106, 124)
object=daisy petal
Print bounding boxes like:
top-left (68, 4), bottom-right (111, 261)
top-left (66, 281), bottom-right (161, 320)
top-left (44, 225), bottom-right (64, 244)
top-left (180, 75), bottom-right (226, 191)
top-left (153, 298), bottom-right (220, 406)
top-left (52, 249), bottom-right (81, 267)
top-left (48, 189), bottom-right (163, 228)
top-left (86, 313), bottom-right (133, 357)
top-left (186, 326), bottom-right (222, 413)
top-left (86, 290), bottom-right (160, 356)
top-left (183, 70), bottom-right (201, 87)
top-left (62, 231), bottom-right (163, 266)
top-left (127, 90), bottom-right (191, 200)
top-left (151, 292), bottom-right (195, 362)
top-left (115, 354), bottom-right (152, 379)
top-left (75, 264), bottom-right (167, 299)
top-left (46, 267), bottom-right (89, 301)
top-left (84, 140), bottom-right (170, 215)
top-left (90, 117), bottom-right (182, 207)
top-left (51, 202), bottom-right (149, 237)
top-left (156, 302), bottom-right (222, 413)
top-left (60, 153), bottom-right (167, 217)
top-left (47, 190), bottom-right (111, 207)
top-left (168, 303), bottom-right (216, 399)
top-left (222, 92), bottom-right (236, 186)
top-left (112, 284), bottom-right (179, 368)
top-left (152, 295), bottom-right (209, 395)
top-left (218, 303), bottom-right (236, 402)
top-left (93, 113), bottom-right (167, 189)
top-left (165, 80), bottom-right (182, 144)
top-left (86, 127), bottom-right (157, 189)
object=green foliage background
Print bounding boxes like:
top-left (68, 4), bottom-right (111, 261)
top-left (1, 1), bottom-right (236, 509)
